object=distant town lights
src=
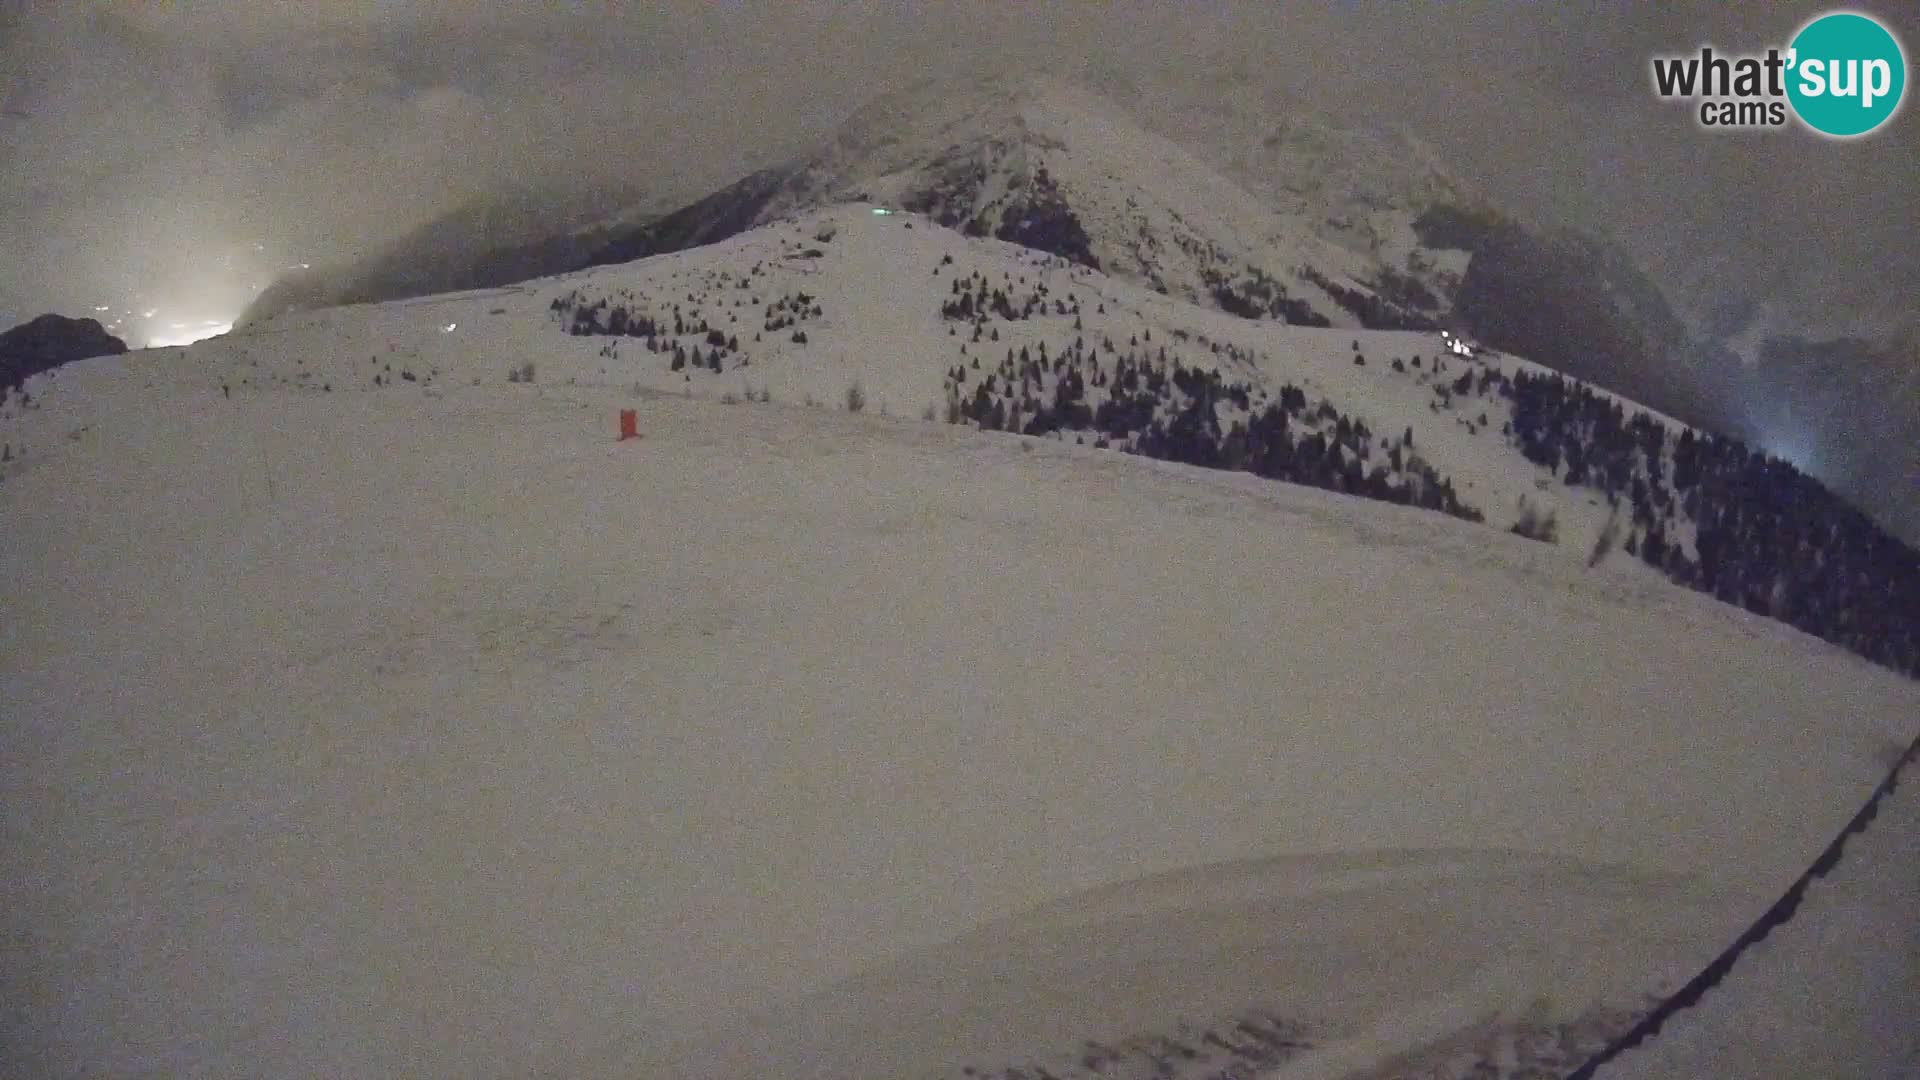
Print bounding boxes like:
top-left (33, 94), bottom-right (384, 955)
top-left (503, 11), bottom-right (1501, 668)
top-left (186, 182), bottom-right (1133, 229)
top-left (144, 321), bottom-right (233, 348)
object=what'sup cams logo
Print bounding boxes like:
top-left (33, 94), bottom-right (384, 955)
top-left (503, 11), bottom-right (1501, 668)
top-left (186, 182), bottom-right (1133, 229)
top-left (1652, 10), bottom-right (1907, 137)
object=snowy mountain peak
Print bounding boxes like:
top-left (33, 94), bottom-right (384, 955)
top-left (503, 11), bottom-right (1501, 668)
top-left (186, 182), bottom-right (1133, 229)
top-left (585, 73), bottom-right (1471, 335)
top-left (239, 72), bottom-right (1501, 345)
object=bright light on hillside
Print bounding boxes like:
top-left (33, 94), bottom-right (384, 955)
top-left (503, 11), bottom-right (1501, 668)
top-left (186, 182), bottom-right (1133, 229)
top-left (145, 321), bottom-right (232, 348)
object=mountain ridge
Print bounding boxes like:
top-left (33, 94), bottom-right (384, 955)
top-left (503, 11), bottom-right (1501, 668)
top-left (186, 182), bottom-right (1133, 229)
top-left (43, 202), bottom-right (1920, 680)
top-left (583, 74), bottom-right (1467, 333)
top-left (228, 73), bottom-right (1914, 545)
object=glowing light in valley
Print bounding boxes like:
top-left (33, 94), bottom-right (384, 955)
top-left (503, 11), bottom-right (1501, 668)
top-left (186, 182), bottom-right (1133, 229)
top-left (142, 309), bottom-right (158, 318)
top-left (443, 322), bottom-right (457, 332)
top-left (93, 304), bottom-right (110, 312)
top-left (145, 321), bottom-right (233, 349)
top-left (1761, 423), bottom-right (1820, 472)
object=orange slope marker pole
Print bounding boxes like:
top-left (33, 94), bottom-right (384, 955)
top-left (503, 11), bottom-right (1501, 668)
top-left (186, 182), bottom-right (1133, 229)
top-left (618, 409), bottom-right (639, 441)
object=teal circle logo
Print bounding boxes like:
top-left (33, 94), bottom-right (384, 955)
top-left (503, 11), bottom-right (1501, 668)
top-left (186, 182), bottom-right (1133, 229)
top-left (1786, 12), bottom-right (1907, 137)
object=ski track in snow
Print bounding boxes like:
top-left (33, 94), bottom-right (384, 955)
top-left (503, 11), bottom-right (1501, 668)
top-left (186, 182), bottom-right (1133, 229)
top-left (1593, 763), bottom-right (1920, 1080)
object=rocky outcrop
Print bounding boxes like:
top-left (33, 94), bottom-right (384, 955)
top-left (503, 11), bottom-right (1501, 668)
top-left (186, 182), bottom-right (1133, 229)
top-left (0, 313), bottom-right (128, 391)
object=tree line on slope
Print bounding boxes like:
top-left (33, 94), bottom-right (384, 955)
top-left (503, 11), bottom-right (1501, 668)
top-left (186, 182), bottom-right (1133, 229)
top-left (549, 254), bottom-right (1918, 682)
top-left (549, 278), bottom-right (825, 377)
top-left (940, 329), bottom-right (1482, 525)
top-left (937, 297), bottom-right (1920, 679)
top-left (1507, 367), bottom-right (1920, 679)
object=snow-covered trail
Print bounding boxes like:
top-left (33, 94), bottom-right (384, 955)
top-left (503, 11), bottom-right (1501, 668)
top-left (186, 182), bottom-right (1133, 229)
top-left (3, 378), bottom-right (1915, 1077)
top-left (663, 848), bottom-right (1708, 1080)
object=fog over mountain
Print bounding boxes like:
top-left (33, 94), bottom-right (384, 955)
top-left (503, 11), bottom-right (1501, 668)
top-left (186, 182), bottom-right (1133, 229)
top-left (2, 1), bottom-right (1915, 534)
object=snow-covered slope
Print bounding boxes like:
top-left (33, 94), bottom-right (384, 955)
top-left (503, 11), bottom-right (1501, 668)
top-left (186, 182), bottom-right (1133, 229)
top-left (1079, 64), bottom-right (1472, 267)
top-left (234, 73), bottom-right (1720, 496)
top-left (587, 75), bottom-right (1461, 331)
top-left (1600, 769), bottom-right (1920, 1080)
top-left (3, 206), bottom-right (1916, 1078)
top-left (115, 206), bottom-right (1666, 557)
top-left (28, 204), bottom-right (1907, 664)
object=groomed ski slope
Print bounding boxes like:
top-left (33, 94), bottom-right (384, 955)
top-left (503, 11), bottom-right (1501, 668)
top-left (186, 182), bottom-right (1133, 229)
top-left (3, 205), bottom-right (1916, 1076)
top-left (4, 357), bottom-right (1915, 1077)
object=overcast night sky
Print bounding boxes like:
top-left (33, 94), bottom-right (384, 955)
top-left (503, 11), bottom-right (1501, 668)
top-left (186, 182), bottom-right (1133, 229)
top-left (1, 2), bottom-right (1915, 345)
top-left (7, 7), bottom-right (1920, 1078)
